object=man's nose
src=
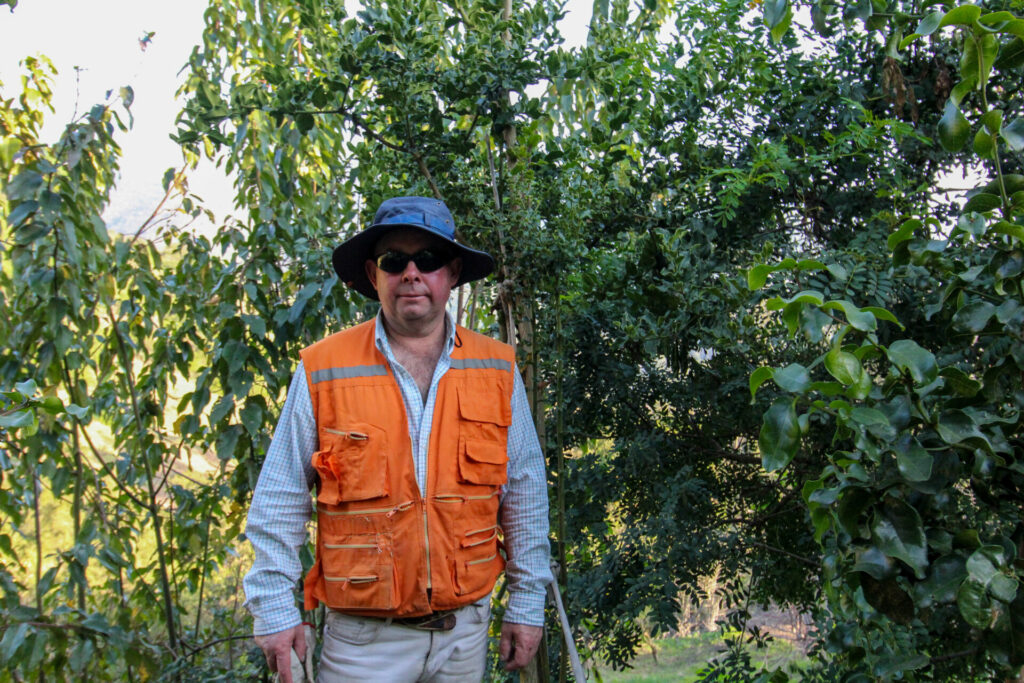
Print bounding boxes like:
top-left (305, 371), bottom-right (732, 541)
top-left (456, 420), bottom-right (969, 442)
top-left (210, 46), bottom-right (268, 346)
top-left (401, 260), bottom-right (422, 280)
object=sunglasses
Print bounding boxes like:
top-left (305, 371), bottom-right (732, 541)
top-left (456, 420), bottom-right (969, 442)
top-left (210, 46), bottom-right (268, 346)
top-left (375, 248), bottom-right (453, 274)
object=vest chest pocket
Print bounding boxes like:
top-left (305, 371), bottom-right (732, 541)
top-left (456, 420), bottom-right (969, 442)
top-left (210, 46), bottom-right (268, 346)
top-left (313, 423), bottom-right (390, 505)
top-left (321, 531), bottom-right (398, 611)
top-left (456, 386), bottom-right (510, 486)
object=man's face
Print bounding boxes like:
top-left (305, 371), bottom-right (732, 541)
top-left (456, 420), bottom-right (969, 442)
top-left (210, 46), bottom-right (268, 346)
top-left (365, 228), bottom-right (462, 335)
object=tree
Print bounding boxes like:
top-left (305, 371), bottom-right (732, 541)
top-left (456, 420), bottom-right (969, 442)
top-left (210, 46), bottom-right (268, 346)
top-left (751, 1), bottom-right (1024, 678)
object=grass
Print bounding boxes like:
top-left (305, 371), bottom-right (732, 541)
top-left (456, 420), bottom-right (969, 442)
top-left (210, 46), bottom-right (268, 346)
top-left (596, 630), bottom-right (810, 682)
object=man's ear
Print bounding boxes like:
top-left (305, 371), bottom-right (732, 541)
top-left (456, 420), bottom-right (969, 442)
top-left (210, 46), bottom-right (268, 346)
top-left (447, 257), bottom-right (462, 287)
top-left (364, 260), bottom-right (379, 294)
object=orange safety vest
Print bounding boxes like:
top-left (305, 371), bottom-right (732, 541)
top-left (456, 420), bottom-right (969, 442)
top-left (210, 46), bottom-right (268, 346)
top-left (299, 319), bottom-right (515, 617)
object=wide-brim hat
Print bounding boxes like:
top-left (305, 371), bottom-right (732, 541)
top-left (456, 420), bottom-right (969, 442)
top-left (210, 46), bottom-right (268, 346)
top-left (332, 196), bottom-right (495, 300)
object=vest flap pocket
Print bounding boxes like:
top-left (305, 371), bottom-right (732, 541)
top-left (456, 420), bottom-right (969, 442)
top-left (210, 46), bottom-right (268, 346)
top-left (458, 438), bottom-right (508, 486)
top-left (322, 533), bottom-right (397, 610)
top-left (313, 422), bottom-right (389, 504)
top-left (457, 386), bottom-right (511, 426)
top-left (454, 545), bottom-right (505, 596)
top-left (322, 563), bottom-right (396, 611)
top-left (460, 524), bottom-right (499, 549)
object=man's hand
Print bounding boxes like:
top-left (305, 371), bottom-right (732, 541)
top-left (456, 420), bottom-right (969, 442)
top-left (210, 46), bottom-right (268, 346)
top-left (499, 622), bottom-right (544, 671)
top-left (254, 624), bottom-right (307, 683)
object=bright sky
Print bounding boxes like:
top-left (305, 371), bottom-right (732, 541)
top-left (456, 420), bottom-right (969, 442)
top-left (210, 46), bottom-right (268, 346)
top-left (0, 0), bottom-right (593, 235)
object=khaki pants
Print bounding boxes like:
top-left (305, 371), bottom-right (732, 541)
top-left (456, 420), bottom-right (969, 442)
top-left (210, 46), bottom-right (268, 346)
top-left (318, 600), bottom-right (490, 682)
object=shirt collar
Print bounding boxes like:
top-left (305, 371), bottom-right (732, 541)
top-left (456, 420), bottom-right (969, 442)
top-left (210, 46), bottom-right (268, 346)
top-left (374, 311), bottom-right (456, 359)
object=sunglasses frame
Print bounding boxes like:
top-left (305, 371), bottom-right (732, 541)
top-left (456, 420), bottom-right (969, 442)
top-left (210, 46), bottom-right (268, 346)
top-left (374, 248), bottom-right (453, 274)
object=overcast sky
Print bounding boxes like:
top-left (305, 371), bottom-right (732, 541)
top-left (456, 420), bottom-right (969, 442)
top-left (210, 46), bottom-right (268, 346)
top-left (1, 0), bottom-right (593, 235)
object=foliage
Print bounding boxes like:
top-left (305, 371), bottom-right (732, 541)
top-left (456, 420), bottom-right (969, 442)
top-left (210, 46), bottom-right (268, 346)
top-left (4, 0), bottom-right (1024, 679)
top-left (1, 56), bottom-right (258, 678)
top-left (753, 1), bottom-right (1024, 679)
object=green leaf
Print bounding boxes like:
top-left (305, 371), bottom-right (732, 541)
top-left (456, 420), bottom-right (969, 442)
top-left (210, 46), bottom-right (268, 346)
top-left (974, 129), bottom-right (996, 158)
top-left (862, 307), bottom-right (903, 328)
top-left (825, 348), bottom-right (863, 386)
top-left (66, 403), bottom-right (89, 419)
top-left (747, 264), bottom-right (772, 290)
top-left (940, 367), bottom-right (982, 397)
top-left (963, 192), bottom-right (1002, 213)
top-left (770, 6), bottom-right (794, 43)
top-left (953, 300), bottom-right (996, 332)
top-left (242, 313), bottom-right (267, 339)
top-left (990, 574), bottom-right (1018, 603)
top-left (209, 394), bottom-right (234, 425)
top-left (825, 263), bottom-right (848, 281)
top-left (939, 4), bottom-right (982, 27)
top-left (938, 99), bottom-right (971, 152)
top-left (6, 200), bottom-right (38, 228)
top-left (215, 424), bottom-right (242, 461)
top-left (796, 258), bottom-right (826, 271)
top-left (886, 339), bottom-right (938, 385)
top-left (240, 400), bottom-right (263, 438)
top-left (0, 621), bottom-right (28, 661)
top-left (888, 219), bottom-right (920, 250)
top-left (914, 10), bottom-right (944, 36)
top-left (0, 410), bottom-right (34, 429)
top-left (810, 2), bottom-right (830, 35)
top-left (894, 437), bottom-right (933, 482)
top-left (853, 546), bottom-right (896, 580)
top-left (5, 170), bottom-right (43, 200)
top-left (981, 108), bottom-right (1003, 133)
top-left (763, 0), bottom-right (788, 28)
top-left (296, 112), bottom-right (315, 133)
top-left (936, 409), bottom-right (990, 451)
top-left (773, 363), bottom-right (811, 393)
top-left (69, 637), bottom-right (95, 673)
top-left (995, 38), bottom-right (1024, 70)
top-left (977, 11), bottom-right (1018, 31)
top-left (766, 290), bottom-right (824, 309)
top-left (14, 379), bottom-right (38, 396)
top-left (992, 221), bottom-right (1024, 242)
top-left (958, 579), bottom-right (993, 628)
top-left (967, 545), bottom-right (1005, 586)
top-left (1003, 118), bottom-right (1024, 151)
top-left (872, 498), bottom-right (928, 578)
top-left (917, 555), bottom-right (967, 606)
top-left (775, 301), bottom-right (797, 336)
top-left (837, 487), bottom-right (872, 537)
top-left (861, 575), bottom-right (916, 626)
top-left (844, 0), bottom-right (872, 22)
top-left (821, 300), bottom-right (876, 331)
top-left (759, 399), bottom-right (800, 472)
top-left (750, 366), bottom-right (774, 401)
top-left (40, 396), bottom-right (63, 414)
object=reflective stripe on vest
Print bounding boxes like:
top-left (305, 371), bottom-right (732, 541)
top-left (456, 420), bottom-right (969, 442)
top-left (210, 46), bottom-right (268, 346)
top-left (449, 358), bottom-right (512, 371)
top-left (310, 364), bottom-right (388, 384)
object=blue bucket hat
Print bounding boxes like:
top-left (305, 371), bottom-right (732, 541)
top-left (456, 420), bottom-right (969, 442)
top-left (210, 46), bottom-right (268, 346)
top-left (332, 196), bottom-right (495, 300)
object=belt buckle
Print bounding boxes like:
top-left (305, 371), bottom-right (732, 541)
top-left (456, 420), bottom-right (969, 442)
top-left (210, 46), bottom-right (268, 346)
top-left (400, 611), bottom-right (457, 631)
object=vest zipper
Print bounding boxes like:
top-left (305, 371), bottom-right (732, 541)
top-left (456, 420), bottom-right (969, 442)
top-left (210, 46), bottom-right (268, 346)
top-left (323, 427), bottom-right (368, 440)
top-left (318, 500), bottom-right (414, 517)
top-left (422, 503), bottom-right (432, 594)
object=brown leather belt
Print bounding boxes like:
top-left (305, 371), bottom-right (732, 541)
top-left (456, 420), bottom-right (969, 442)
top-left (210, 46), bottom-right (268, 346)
top-left (392, 610), bottom-right (458, 631)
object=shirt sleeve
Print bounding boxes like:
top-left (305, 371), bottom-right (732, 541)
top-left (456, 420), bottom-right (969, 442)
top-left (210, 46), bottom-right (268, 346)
top-left (242, 361), bottom-right (318, 636)
top-left (500, 364), bottom-right (553, 626)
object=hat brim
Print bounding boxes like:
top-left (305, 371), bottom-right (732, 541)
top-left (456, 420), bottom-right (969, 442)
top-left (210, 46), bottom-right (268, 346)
top-left (332, 223), bottom-right (495, 300)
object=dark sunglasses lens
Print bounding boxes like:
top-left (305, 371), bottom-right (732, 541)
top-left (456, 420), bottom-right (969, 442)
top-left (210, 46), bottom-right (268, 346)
top-left (376, 249), bottom-right (450, 274)
top-left (377, 252), bottom-right (409, 273)
top-left (412, 250), bottom-right (447, 272)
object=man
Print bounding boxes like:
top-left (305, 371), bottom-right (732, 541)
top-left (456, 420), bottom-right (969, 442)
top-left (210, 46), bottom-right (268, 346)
top-left (243, 196), bottom-right (552, 682)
